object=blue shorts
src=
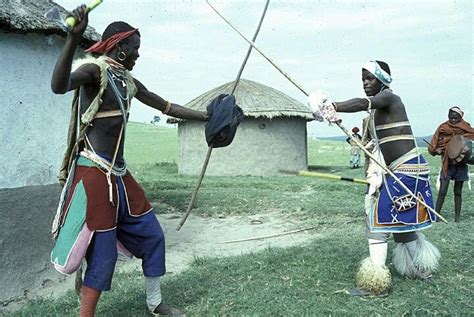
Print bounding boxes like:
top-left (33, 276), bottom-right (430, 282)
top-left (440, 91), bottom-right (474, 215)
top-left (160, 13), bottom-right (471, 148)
top-left (440, 163), bottom-right (469, 182)
top-left (83, 175), bottom-right (165, 291)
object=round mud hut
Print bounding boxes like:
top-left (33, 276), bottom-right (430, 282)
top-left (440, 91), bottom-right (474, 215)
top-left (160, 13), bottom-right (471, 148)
top-left (0, 0), bottom-right (99, 306)
top-left (174, 79), bottom-right (314, 176)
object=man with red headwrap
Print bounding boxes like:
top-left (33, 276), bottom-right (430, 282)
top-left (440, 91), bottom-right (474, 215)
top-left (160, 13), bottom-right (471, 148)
top-left (50, 5), bottom-right (206, 316)
top-left (428, 106), bottom-right (474, 222)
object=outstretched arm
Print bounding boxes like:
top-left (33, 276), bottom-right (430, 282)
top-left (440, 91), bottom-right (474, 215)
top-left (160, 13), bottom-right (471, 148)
top-left (51, 5), bottom-right (93, 94)
top-left (133, 79), bottom-right (208, 121)
top-left (334, 90), bottom-right (395, 113)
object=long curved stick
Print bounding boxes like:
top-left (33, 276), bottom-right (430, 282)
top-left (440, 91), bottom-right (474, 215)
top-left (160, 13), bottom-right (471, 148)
top-left (229, 0), bottom-right (271, 95)
top-left (207, 0), bottom-right (308, 96)
top-left (177, 0), bottom-right (271, 230)
top-left (208, 3), bottom-right (447, 223)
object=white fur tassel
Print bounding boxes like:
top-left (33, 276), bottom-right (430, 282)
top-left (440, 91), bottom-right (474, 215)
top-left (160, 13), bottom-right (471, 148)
top-left (392, 233), bottom-right (440, 278)
top-left (356, 257), bottom-right (391, 294)
top-left (412, 233), bottom-right (441, 274)
top-left (392, 242), bottom-right (415, 276)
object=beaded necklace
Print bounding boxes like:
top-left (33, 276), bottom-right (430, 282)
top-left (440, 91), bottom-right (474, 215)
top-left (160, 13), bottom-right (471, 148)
top-left (104, 56), bottom-right (127, 89)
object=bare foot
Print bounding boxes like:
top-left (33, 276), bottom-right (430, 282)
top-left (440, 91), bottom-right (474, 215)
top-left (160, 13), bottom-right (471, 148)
top-left (152, 303), bottom-right (186, 316)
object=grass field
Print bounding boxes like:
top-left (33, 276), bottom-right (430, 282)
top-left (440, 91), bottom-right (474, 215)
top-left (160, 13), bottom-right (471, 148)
top-left (12, 123), bottom-right (474, 316)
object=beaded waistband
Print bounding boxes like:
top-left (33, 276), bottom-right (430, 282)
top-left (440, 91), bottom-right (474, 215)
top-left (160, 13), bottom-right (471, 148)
top-left (79, 149), bottom-right (127, 176)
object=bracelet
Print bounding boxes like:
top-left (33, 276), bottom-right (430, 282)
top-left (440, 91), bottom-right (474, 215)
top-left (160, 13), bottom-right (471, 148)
top-left (365, 97), bottom-right (372, 112)
top-left (162, 101), bottom-right (171, 115)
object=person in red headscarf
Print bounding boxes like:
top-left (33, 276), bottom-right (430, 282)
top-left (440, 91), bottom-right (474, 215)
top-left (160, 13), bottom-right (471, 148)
top-left (346, 126), bottom-right (362, 168)
top-left (50, 5), bottom-right (206, 316)
top-left (428, 106), bottom-right (474, 222)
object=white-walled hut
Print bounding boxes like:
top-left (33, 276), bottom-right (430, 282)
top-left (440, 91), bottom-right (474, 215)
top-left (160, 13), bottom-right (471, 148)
top-left (175, 79), bottom-right (314, 176)
top-left (0, 0), bottom-right (99, 306)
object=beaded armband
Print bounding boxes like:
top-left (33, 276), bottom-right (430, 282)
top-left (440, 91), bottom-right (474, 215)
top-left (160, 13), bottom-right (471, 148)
top-left (364, 97), bottom-right (372, 112)
top-left (162, 101), bottom-right (171, 114)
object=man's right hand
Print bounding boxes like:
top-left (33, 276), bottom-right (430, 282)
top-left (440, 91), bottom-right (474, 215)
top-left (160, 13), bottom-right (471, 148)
top-left (68, 4), bottom-right (89, 37)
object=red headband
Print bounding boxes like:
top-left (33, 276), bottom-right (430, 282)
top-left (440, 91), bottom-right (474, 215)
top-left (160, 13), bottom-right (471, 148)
top-left (85, 28), bottom-right (138, 53)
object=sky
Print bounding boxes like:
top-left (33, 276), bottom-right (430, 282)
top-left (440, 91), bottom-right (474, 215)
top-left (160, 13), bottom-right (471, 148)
top-left (55, 0), bottom-right (473, 138)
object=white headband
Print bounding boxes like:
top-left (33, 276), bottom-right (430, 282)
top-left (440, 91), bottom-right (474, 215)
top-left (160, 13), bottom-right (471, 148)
top-left (449, 106), bottom-right (464, 118)
top-left (362, 61), bottom-right (392, 87)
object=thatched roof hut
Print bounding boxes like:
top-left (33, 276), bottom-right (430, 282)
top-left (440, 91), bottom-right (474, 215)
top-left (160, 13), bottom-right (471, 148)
top-left (174, 79), bottom-right (313, 176)
top-left (183, 79), bottom-right (314, 119)
top-left (0, 0), bottom-right (100, 46)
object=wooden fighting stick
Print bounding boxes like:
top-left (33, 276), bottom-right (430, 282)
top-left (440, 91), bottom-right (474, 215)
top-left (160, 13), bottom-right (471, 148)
top-left (176, 0), bottom-right (271, 230)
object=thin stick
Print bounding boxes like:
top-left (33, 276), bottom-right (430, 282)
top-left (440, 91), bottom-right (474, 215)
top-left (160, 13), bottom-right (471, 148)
top-left (280, 169), bottom-right (369, 184)
top-left (207, 0), bottom-right (308, 96)
top-left (228, 0), bottom-right (270, 95)
top-left (336, 122), bottom-right (448, 223)
top-left (177, 1), bottom-right (270, 230)
top-left (177, 145), bottom-right (213, 230)
top-left (298, 170), bottom-right (369, 185)
top-left (219, 226), bottom-right (318, 244)
top-left (423, 138), bottom-right (433, 147)
top-left (208, 5), bottom-right (447, 223)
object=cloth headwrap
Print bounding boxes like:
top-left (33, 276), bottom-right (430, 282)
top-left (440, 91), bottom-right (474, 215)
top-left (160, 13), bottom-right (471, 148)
top-left (85, 28), bottom-right (138, 54)
top-left (449, 105), bottom-right (464, 118)
top-left (362, 61), bottom-right (392, 87)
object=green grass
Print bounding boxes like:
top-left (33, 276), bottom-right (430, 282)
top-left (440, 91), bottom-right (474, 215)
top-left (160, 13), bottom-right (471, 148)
top-left (124, 124), bottom-right (373, 218)
top-left (12, 222), bottom-right (474, 316)
top-left (125, 122), bottom-right (178, 165)
top-left (12, 123), bottom-right (474, 316)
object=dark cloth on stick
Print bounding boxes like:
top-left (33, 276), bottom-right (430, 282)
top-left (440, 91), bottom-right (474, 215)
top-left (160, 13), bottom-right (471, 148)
top-left (205, 94), bottom-right (244, 148)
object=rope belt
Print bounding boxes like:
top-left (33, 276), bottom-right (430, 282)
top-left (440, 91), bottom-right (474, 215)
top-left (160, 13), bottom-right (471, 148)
top-left (80, 149), bottom-right (127, 176)
top-left (80, 149), bottom-right (127, 205)
top-left (94, 110), bottom-right (124, 119)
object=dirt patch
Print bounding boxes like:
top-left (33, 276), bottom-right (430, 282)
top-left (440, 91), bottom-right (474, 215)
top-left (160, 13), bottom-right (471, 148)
top-left (3, 212), bottom-right (322, 313)
top-left (147, 211), bottom-right (322, 274)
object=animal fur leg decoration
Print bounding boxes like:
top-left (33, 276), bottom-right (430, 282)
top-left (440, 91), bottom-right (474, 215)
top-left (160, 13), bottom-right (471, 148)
top-left (356, 257), bottom-right (391, 294)
top-left (392, 233), bottom-right (441, 279)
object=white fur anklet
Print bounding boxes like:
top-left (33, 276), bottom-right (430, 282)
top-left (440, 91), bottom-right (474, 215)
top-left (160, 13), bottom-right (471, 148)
top-left (356, 257), bottom-right (391, 294)
top-left (412, 233), bottom-right (441, 278)
top-left (392, 233), bottom-right (441, 279)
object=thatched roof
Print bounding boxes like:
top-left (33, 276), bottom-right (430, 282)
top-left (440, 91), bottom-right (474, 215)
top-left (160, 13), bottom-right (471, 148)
top-left (0, 0), bottom-right (100, 47)
top-left (170, 79), bottom-right (313, 123)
